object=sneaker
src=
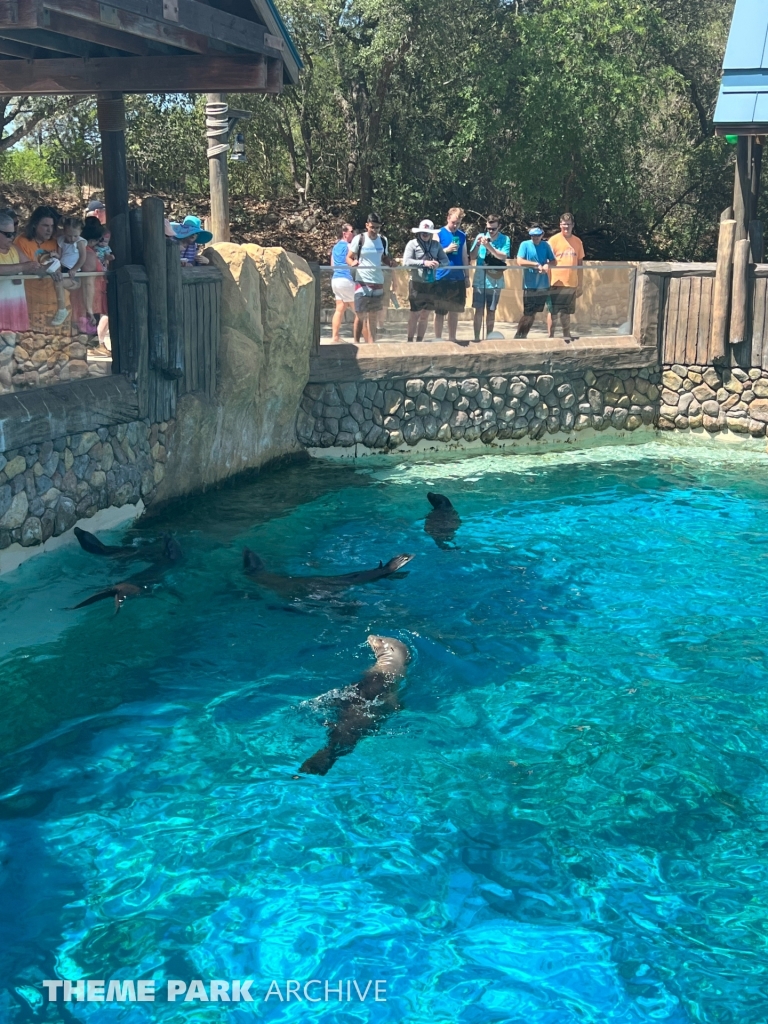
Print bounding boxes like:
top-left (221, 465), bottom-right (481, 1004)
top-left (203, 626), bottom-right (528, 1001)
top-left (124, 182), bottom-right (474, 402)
top-left (50, 308), bottom-right (70, 327)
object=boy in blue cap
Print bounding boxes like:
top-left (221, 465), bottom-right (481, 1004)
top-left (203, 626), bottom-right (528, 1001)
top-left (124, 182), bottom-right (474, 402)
top-left (515, 225), bottom-right (555, 338)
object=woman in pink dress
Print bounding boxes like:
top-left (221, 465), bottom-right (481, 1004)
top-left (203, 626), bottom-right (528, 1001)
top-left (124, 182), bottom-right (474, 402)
top-left (0, 210), bottom-right (47, 331)
top-left (70, 217), bottom-right (108, 336)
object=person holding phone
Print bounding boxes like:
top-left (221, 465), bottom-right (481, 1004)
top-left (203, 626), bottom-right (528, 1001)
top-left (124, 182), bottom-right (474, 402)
top-left (403, 218), bottom-right (449, 342)
top-left (471, 214), bottom-right (511, 343)
top-left (515, 225), bottom-right (556, 338)
top-left (435, 207), bottom-right (470, 343)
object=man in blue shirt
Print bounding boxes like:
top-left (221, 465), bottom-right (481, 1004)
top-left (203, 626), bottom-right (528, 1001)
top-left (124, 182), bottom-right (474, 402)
top-left (434, 206), bottom-right (470, 344)
top-left (471, 214), bottom-right (511, 342)
top-left (330, 222), bottom-right (354, 343)
top-left (515, 225), bottom-right (556, 338)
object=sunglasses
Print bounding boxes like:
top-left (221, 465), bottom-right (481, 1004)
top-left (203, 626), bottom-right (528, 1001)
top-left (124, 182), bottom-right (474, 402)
top-left (0, 229), bottom-right (15, 239)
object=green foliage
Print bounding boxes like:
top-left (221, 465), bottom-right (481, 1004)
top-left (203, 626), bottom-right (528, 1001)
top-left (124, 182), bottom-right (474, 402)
top-left (0, 0), bottom-right (736, 258)
top-left (0, 146), bottom-right (58, 188)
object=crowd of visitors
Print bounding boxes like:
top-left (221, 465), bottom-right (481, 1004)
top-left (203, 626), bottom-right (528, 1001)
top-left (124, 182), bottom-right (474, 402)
top-left (0, 203), bottom-right (213, 346)
top-left (330, 209), bottom-right (585, 344)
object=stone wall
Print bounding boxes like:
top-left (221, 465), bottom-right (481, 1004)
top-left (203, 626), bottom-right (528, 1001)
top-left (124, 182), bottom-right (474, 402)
top-left (0, 329), bottom-right (107, 392)
top-left (0, 419), bottom-right (169, 551)
top-left (297, 368), bottom-right (662, 451)
top-left (658, 363), bottom-right (768, 437)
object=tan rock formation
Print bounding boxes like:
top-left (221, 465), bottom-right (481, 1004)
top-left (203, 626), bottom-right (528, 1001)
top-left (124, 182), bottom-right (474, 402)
top-left (154, 243), bottom-right (315, 501)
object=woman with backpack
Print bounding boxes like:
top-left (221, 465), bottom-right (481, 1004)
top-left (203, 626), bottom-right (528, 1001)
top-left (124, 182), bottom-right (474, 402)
top-left (346, 212), bottom-right (392, 343)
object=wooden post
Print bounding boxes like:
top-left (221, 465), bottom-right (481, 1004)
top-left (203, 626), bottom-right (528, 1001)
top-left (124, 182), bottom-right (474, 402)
top-left (129, 206), bottom-right (144, 265)
top-left (711, 216), bottom-right (737, 362)
top-left (142, 196), bottom-right (168, 372)
top-left (165, 238), bottom-right (184, 380)
top-left (97, 92), bottom-right (131, 268)
top-left (207, 93), bottom-right (230, 243)
top-left (730, 238), bottom-right (751, 345)
top-left (751, 138), bottom-right (763, 222)
top-left (308, 261), bottom-right (321, 353)
top-left (733, 136), bottom-right (751, 241)
top-left (750, 220), bottom-right (764, 264)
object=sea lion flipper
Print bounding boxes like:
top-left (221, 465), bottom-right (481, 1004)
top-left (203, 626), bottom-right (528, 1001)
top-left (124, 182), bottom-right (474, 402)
top-left (71, 587), bottom-right (116, 609)
top-left (74, 527), bottom-right (117, 556)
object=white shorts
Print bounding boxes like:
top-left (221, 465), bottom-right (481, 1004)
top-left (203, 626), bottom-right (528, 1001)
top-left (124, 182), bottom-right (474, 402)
top-left (332, 277), bottom-right (355, 303)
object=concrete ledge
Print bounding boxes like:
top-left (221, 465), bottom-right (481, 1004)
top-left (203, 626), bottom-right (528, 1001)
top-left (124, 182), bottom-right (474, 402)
top-left (0, 499), bottom-right (144, 576)
top-left (310, 337), bottom-right (658, 383)
top-left (0, 373), bottom-right (139, 451)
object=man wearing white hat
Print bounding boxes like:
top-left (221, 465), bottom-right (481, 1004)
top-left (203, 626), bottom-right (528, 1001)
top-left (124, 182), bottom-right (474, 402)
top-left (402, 219), bottom-right (449, 343)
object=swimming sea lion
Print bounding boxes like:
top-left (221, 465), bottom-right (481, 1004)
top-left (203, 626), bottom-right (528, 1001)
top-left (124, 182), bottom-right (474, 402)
top-left (425, 492), bottom-right (461, 548)
top-left (74, 527), bottom-right (136, 558)
top-left (69, 582), bottom-right (145, 614)
top-left (298, 634), bottom-right (411, 776)
top-left (243, 549), bottom-right (413, 599)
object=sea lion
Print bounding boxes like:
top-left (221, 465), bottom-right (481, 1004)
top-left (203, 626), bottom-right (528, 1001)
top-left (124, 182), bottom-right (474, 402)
top-left (425, 492), bottom-right (461, 548)
top-left (74, 527), bottom-right (137, 558)
top-left (298, 634), bottom-right (411, 776)
top-left (243, 549), bottom-right (413, 599)
top-left (69, 582), bottom-right (145, 614)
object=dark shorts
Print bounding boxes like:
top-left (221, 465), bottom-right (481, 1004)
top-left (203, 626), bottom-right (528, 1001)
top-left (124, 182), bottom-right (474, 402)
top-left (354, 283), bottom-right (384, 315)
top-left (547, 286), bottom-right (577, 315)
top-left (472, 287), bottom-right (502, 312)
top-left (408, 280), bottom-right (437, 312)
top-left (523, 289), bottom-right (550, 316)
top-left (435, 278), bottom-right (466, 314)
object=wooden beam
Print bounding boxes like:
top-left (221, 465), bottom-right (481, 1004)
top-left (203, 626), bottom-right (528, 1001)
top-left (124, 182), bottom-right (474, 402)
top-left (98, 92), bottom-right (131, 269)
top-left (730, 237), bottom-right (751, 345)
top-left (0, 0), bottom-right (42, 29)
top-left (0, 54), bottom-right (273, 92)
top-left (733, 136), bottom-right (750, 241)
top-left (143, 196), bottom-right (168, 373)
top-left (42, 0), bottom-right (283, 58)
top-left (207, 93), bottom-right (230, 243)
top-left (0, 34), bottom-right (39, 56)
top-left (0, 27), bottom-right (125, 57)
top-left (46, 10), bottom-right (150, 55)
top-left (40, 0), bottom-right (209, 54)
top-left (711, 216), bottom-right (737, 362)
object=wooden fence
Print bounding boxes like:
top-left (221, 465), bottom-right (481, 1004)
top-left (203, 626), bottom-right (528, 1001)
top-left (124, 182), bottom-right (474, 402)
top-left (57, 158), bottom-right (186, 193)
top-left (115, 263), bottom-right (221, 423)
top-left (650, 262), bottom-right (768, 368)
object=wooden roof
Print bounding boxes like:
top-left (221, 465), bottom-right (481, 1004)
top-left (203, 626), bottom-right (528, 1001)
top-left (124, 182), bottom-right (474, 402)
top-left (714, 0), bottom-right (768, 134)
top-left (0, 0), bottom-right (301, 94)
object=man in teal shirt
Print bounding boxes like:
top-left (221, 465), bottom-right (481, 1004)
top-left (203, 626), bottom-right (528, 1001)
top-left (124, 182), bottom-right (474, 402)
top-left (471, 214), bottom-right (511, 342)
top-left (515, 225), bottom-right (556, 338)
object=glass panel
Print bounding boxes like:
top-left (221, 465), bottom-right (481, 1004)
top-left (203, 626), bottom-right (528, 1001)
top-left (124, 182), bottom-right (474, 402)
top-left (318, 264), bottom-right (636, 344)
top-left (0, 270), bottom-right (111, 393)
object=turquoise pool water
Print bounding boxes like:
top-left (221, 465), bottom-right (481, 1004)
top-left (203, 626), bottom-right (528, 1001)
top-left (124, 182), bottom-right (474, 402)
top-left (2, 441), bottom-right (768, 1022)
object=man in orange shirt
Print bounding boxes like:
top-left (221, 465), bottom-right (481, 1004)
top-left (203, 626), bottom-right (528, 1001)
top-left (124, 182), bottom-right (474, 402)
top-left (547, 212), bottom-right (584, 344)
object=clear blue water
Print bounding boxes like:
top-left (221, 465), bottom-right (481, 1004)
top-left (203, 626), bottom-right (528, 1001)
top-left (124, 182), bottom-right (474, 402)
top-left (2, 441), bottom-right (768, 1023)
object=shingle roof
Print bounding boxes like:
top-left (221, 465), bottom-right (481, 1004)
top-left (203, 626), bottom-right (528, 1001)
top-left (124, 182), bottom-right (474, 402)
top-left (714, 0), bottom-right (768, 133)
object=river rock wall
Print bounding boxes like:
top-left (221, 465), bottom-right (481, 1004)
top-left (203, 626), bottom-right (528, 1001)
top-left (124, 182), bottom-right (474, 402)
top-left (0, 329), bottom-right (107, 392)
top-left (657, 363), bottom-right (768, 436)
top-left (0, 418), bottom-right (167, 551)
top-left (297, 368), bottom-right (662, 451)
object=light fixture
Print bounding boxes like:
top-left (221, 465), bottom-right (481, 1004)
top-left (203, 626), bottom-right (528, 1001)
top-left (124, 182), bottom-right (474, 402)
top-left (230, 132), bottom-right (246, 163)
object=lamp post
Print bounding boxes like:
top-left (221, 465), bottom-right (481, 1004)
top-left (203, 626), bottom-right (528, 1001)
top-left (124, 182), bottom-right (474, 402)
top-left (206, 96), bottom-right (252, 243)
